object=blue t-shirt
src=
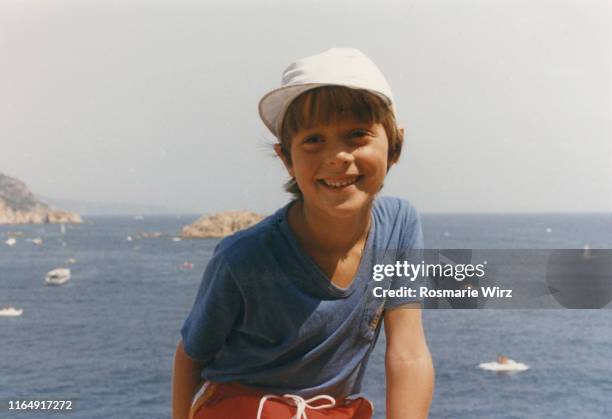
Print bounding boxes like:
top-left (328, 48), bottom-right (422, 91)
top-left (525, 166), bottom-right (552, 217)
top-left (180, 196), bottom-right (423, 398)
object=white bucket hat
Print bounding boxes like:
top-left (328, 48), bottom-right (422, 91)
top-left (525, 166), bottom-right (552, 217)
top-left (258, 47), bottom-right (396, 138)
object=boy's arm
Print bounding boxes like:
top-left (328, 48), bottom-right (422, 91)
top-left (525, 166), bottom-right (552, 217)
top-left (384, 303), bottom-right (434, 419)
top-left (172, 339), bottom-right (205, 419)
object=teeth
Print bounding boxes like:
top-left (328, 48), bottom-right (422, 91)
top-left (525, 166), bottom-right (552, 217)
top-left (322, 176), bottom-right (358, 188)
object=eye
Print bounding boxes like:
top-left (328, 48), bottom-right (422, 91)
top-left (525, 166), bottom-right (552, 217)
top-left (303, 135), bottom-right (323, 144)
top-left (349, 129), bottom-right (369, 138)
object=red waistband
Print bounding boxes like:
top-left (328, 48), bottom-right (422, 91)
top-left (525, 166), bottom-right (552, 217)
top-left (189, 380), bottom-right (364, 419)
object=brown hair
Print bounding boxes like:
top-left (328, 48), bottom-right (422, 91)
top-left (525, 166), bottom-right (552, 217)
top-left (277, 85), bottom-right (403, 200)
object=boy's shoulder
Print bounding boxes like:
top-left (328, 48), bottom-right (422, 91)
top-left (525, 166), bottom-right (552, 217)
top-left (212, 206), bottom-right (286, 263)
top-left (373, 196), bottom-right (423, 248)
top-left (373, 195), bottom-right (419, 222)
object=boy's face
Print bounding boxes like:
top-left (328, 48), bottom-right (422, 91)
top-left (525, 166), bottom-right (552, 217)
top-left (277, 118), bottom-right (394, 218)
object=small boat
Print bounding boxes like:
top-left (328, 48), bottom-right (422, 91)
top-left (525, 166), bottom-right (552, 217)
top-left (0, 306), bottom-right (23, 317)
top-left (45, 268), bottom-right (71, 286)
top-left (182, 262), bottom-right (194, 270)
top-left (172, 237), bottom-right (182, 242)
top-left (5, 237), bottom-right (16, 246)
top-left (31, 238), bottom-right (43, 245)
top-left (478, 359), bottom-right (529, 372)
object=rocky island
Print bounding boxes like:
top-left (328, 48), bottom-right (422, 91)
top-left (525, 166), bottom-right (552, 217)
top-left (0, 173), bottom-right (82, 224)
top-left (181, 210), bottom-right (264, 238)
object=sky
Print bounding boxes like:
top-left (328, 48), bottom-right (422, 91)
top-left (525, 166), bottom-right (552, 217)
top-left (1, 0), bottom-right (610, 214)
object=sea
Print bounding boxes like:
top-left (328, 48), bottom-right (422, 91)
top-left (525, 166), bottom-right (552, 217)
top-left (1, 213), bottom-right (611, 419)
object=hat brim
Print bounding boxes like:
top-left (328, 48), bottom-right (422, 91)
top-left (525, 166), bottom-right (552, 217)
top-left (258, 83), bottom-right (326, 138)
top-left (258, 83), bottom-right (393, 137)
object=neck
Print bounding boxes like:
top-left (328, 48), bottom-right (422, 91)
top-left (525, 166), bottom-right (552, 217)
top-left (288, 199), bottom-right (373, 253)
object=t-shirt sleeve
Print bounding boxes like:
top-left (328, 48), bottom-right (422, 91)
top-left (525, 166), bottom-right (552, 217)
top-left (180, 253), bottom-right (243, 363)
top-left (384, 200), bottom-right (425, 309)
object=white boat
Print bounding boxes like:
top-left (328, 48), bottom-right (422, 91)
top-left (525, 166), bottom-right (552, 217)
top-left (478, 359), bottom-right (529, 372)
top-left (0, 306), bottom-right (23, 317)
top-left (5, 237), bottom-right (16, 246)
top-left (172, 237), bottom-right (182, 242)
top-left (45, 268), bottom-right (71, 286)
top-left (31, 238), bottom-right (43, 245)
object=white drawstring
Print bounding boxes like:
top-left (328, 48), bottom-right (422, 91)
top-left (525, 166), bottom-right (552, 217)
top-left (256, 393), bottom-right (336, 419)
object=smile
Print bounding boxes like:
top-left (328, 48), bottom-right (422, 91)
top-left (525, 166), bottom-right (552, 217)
top-left (318, 175), bottom-right (363, 189)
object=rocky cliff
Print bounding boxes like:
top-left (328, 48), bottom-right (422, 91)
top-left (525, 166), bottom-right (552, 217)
top-left (0, 173), bottom-right (83, 224)
top-left (181, 211), bottom-right (264, 238)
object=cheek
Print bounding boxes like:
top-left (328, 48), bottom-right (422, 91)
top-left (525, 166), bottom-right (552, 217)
top-left (356, 146), bottom-right (389, 175)
top-left (289, 152), bottom-right (316, 182)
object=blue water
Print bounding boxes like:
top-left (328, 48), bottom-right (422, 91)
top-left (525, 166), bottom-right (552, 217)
top-left (1, 213), bottom-right (611, 418)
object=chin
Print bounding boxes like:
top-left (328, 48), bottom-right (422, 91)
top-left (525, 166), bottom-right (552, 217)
top-left (312, 193), bottom-right (375, 218)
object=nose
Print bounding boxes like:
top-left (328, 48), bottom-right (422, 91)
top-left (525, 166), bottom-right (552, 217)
top-left (326, 144), bottom-right (355, 167)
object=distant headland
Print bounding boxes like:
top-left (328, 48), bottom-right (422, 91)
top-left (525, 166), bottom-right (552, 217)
top-left (0, 173), bottom-right (82, 224)
top-left (181, 211), bottom-right (264, 238)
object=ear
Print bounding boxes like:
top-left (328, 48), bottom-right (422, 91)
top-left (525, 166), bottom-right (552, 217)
top-left (274, 143), bottom-right (295, 177)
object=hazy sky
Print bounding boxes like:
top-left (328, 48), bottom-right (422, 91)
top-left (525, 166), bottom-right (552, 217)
top-left (1, 0), bottom-right (610, 213)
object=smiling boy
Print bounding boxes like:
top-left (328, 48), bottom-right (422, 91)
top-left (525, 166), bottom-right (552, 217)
top-left (172, 48), bottom-right (434, 419)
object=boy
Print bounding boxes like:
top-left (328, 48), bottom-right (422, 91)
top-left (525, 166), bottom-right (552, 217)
top-left (172, 48), bottom-right (434, 419)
